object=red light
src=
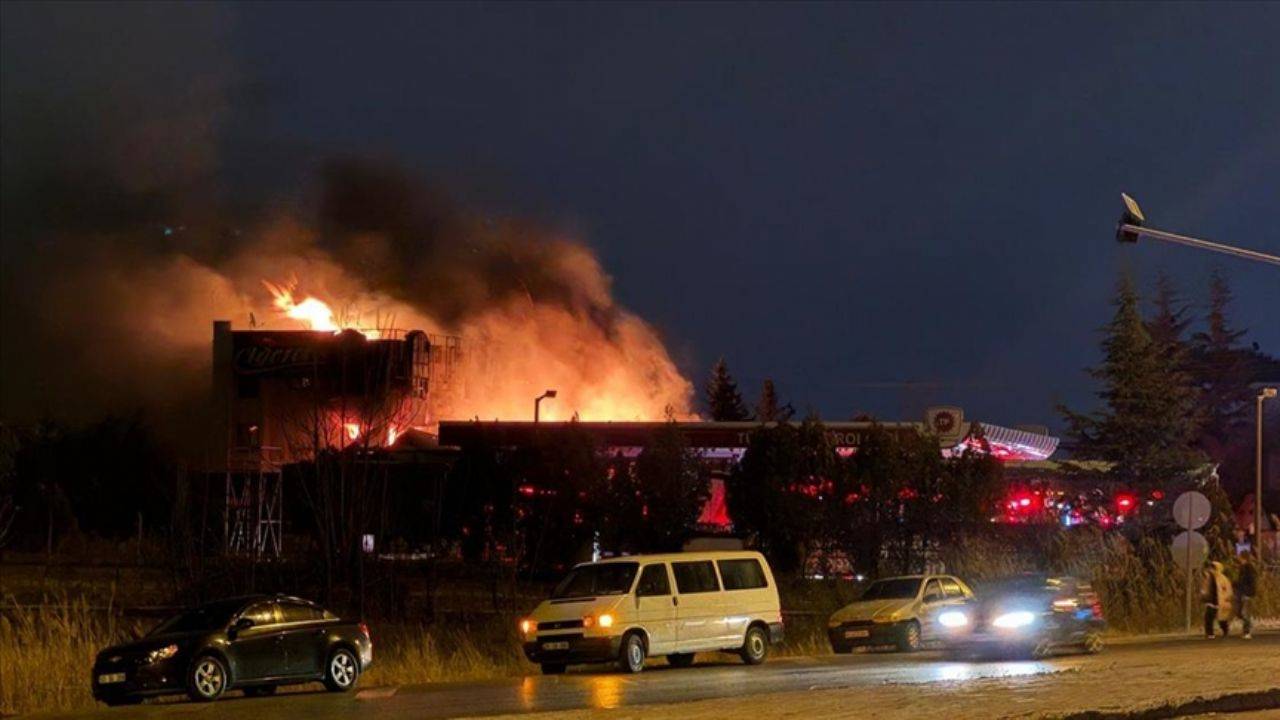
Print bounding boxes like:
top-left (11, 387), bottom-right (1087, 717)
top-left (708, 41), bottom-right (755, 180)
top-left (1019, 497), bottom-right (1032, 507)
top-left (1151, 490), bottom-right (1165, 500)
top-left (1115, 493), bottom-right (1136, 513)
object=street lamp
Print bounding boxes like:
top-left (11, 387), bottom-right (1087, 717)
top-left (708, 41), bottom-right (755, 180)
top-left (534, 390), bottom-right (557, 423)
top-left (1257, 387), bottom-right (1277, 563)
top-left (1116, 193), bottom-right (1280, 267)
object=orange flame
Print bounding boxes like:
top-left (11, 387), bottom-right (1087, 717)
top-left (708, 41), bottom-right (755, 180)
top-left (344, 422), bottom-right (361, 441)
top-left (263, 280), bottom-right (380, 339)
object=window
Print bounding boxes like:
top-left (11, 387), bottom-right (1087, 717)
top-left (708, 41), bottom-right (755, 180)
top-left (552, 562), bottom-right (639, 600)
top-left (636, 564), bottom-right (671, 597)
top-left (242, 602), bottom-right (280, 626)
top-left (923, 579), bottom-right (944, 603)
top-left (718, 559), bottom-right (768, 590)
top-left (280, 602), bottom-right (323, 623)
top-left (941, 578), bottom-right (966, 598)
top-left (672, 561), bottom-right (720, 594)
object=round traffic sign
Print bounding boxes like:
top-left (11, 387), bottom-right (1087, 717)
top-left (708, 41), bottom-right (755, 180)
top-left (1173, 491), bottom-right (1211, 530)
top-left (1171, 530), bottom-right (1208, 570)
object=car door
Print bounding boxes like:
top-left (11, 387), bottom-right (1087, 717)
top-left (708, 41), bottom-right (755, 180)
top-left (278, 601), bottom-right (328, 677)
top-left (633, 564), bottom-right (677, 655)
top-left (918, 578), bottom-right (947, 641)
top-left (671, 560), bottom-right (722, 651)
top-left (229, 601), bottom-right (285, 681)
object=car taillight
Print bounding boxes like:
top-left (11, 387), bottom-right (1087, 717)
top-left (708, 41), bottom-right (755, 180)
top-left (359, 622), bottom-right (371, 642)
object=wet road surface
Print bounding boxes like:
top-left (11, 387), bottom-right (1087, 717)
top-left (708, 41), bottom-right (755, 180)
top-left (44, 632), bottom-right (1279, 719)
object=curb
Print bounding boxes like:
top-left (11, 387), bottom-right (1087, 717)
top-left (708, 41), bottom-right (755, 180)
top-left (1052, 687), bottom-right (1280, 720)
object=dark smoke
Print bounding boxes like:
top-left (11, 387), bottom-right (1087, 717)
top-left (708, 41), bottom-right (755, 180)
top-left (0, 4), bottom-right (686, 431)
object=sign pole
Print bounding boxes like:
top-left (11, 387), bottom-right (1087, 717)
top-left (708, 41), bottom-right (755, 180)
top-left (1185, 530), bottom-right (1192, 634)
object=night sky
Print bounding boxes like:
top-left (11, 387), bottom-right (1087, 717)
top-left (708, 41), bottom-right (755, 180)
top-left (6, 3), bottom-right (1280, 430)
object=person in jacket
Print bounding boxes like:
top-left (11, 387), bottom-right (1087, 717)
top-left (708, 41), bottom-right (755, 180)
top-left (1236, 552), bottom-right (1257, 640)
top-left (1200, 560), bottom-right (1235, 638)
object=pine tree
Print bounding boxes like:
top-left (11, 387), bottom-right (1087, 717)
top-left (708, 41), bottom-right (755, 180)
top-left (756, 379), bottom-right (795, 422)
top-left (705, 358), bottom-right (751, 421)
top-left (1146, 272), bottom-right (1192, 352)
top-left (1190, 270), bottom-right (1254, 447)
top-left (1059, 275), bottom-right (1202, 489)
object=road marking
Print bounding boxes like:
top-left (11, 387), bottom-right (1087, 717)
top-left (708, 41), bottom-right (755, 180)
top-left (357, 687), bottom-right (399, 700)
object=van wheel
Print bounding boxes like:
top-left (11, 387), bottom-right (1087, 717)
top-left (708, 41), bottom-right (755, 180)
top-left (896, 621), bottom-right (921, 652)
top-left (740, 625), bottom-right (769, 665)
top-left (540, 663), bottom-right (566, 675)
top-left (618, 632), bottom-right (646, 673)
top-left (666, 653), bottom-right (695, 668)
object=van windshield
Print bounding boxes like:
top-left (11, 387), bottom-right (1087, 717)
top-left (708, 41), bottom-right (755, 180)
top-left (552, 562), bottom-right (639, 600)
top-left (860, 578), bottom-right (922, 601)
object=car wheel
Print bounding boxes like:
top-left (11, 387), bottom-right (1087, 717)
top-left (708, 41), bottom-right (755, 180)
top-left (323, 648), bottom-right (360, 692)
top-left (740, 625), bottom-right (770, 665)
top-left (540, 663), bottom-right (567, 675)
top-left (896, 621), bottom-right (922, 652)
top-left (617, 632), bottom-right (646, 673)
top-left (243, 685), bottom-right (278, 698)
top-left (187, 654), bottom-right (228, 702)
top-left (666, 653), bottom-right (695, 668)
top-left (1082, 632), bottom-right (1104, 655)
top-left (1030, 639), bottom-right (1053, 660)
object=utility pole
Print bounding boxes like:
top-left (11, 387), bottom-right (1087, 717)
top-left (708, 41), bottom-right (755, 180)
top-left (1258, 388), bottom-right (1277, 564)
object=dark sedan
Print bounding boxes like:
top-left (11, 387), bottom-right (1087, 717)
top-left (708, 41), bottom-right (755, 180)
top-left (92, 594), bottom-right (373, 705)
top-left (940, 575), bottom-right (1105, 659)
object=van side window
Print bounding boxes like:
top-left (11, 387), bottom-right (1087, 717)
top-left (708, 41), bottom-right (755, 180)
top-left (672, 561), bottom-right (720, 594)
top-left (718, 559), bottom-right (768, 590)
top-left (636, 564), bottom-right (671, 597)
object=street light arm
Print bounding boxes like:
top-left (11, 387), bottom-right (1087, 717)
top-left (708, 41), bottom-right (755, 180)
top-left (1118, 224), bottom-right (1280, 267)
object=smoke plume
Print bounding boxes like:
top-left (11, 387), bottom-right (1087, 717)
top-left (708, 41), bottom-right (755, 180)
top-left (0, 4), bottom-right (693, 434)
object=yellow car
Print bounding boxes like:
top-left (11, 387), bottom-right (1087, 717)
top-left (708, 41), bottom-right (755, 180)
top-left (827, 574), bottom-right (975, 652)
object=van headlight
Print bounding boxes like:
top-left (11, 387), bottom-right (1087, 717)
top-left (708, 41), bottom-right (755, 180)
top-left (938, 610), bottom-right (968, 628)
top-left (583, 613), bottom-right (615, 629)
top-left (992, 611), bottom-right (1036, 629)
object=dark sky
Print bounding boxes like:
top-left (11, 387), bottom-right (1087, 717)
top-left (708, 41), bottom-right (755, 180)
top-left (8, 2), bottom-right (1280, 429)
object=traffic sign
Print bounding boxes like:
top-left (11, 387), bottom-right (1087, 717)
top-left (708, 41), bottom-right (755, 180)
top-left (1173, 491), bottom-right (1211, 530)
top-left (1171, 530), bottom-right (1208, 571)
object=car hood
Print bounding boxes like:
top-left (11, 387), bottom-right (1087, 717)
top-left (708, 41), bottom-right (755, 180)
top-left (830, 598), bottom-right (918, 624)
top-left (99, 631), bottom-right (203, 659)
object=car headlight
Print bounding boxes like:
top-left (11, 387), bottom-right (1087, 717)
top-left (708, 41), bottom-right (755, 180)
top-left (938, 610), bottom-right (969, 628)
top-left (145, 644), bottom-right (179, 664)
top-left (992, 611), bottom-right (1036, 629)
top-left (519, 618), bottom-right (535, 637)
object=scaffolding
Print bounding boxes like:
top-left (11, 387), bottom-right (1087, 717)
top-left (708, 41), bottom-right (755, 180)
top-left (224, 446), bottom-right (284, 558)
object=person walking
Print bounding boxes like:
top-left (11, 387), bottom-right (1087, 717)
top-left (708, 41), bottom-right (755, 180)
top-left (1200, 560), bottom-right (1235, 638)
top-left (1236, 552), bottom-right (1257, 640)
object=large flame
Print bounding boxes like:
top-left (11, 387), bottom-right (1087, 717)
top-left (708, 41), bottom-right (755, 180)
top-left (264, 279), bottom-right (381, 339)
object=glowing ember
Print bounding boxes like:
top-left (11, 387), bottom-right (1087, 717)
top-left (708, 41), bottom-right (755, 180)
top-left (386, 426), bottom-right (400, 445)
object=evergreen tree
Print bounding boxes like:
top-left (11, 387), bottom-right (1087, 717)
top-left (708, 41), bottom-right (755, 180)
top-left (756, 379), bottom-right (795, 422)
top-left (1190, 270), bottom-right (1254, 448)
top-left (1058, 275), bottom-right (1202, 489)
top-left (705, 357), bottom-right (751, 421)
top-left (600, 422), bottom-right (707, 553)
top-left (1146, 272), bottom-right (1192, 352)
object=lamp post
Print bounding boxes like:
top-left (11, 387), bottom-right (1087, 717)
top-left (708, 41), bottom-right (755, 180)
top-left (1257, 387), bottom-right (1277, 563)
top-left (534, 390), bottom-right (557, 423)
top-left (1115, 193), bottom-right (1280, 267)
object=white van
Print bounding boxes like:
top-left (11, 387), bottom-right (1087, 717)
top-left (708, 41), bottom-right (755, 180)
top-left (519, 551), bottom-right (783, 674)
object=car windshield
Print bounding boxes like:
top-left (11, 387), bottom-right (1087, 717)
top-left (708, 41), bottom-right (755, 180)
top-left (551, 562), bottom-right (639, 599)
top-left (860, 578), bottom-right (922, 600)
top-left (148, 599), bottom-right (245, 636)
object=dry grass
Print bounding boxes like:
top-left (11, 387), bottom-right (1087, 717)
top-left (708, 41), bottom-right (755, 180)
top-left (361, 620), bottom-right (527, 687)
top-left (0, 594), bottom-right (142, 716)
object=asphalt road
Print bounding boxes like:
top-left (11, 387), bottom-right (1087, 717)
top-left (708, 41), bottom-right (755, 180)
top-left (43, 632), bottom-right (1280, 720)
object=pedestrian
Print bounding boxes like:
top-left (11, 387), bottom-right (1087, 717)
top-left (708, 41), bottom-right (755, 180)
top-left (1236, 552), bottom-right (1257, 640)
top-left (1200, 561), bottom-right (1235, 638)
